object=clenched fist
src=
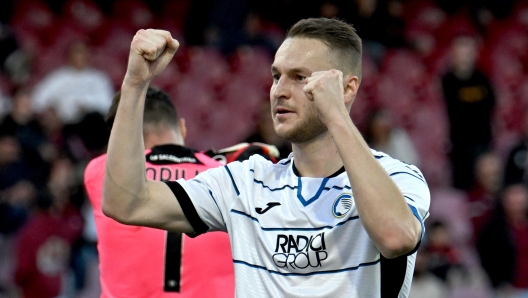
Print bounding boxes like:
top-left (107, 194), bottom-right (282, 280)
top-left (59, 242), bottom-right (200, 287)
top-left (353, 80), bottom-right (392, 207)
top-left (124, 29), bottom-right (180, 87)
top-left (303, 69), bottom-right (349, 126)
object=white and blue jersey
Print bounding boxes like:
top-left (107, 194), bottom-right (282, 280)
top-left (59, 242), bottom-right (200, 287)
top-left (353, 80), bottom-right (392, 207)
top-left (168, 150), bottom-right (430, 297)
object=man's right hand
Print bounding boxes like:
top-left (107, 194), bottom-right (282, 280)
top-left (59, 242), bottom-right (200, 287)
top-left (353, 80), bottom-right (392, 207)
top-left (124, 29), bottom-right (179, 87)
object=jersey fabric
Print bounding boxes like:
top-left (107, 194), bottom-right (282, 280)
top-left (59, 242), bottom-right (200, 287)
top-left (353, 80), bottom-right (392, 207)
top-left (84, 144), bottom-right (235, 298)
top-left (171, 150), bottom-right (430, 297)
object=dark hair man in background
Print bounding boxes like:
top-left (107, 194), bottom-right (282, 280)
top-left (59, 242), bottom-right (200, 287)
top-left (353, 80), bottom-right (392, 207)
top-left (84, 87), bottom-right (234, 297)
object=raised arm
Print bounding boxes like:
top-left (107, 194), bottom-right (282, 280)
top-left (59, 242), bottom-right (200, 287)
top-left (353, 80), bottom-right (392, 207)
top-left (102, 29), bottom-right (193, 233)
top-left (304, 70), bottom-right (424, 259)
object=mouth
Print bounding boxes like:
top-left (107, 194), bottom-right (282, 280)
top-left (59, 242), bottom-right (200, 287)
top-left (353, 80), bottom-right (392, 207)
top-left (275, 106), bottom-right (294, 116)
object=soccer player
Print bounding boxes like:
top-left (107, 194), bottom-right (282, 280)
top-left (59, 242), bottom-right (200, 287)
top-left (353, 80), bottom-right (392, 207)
top-left (84, 88), bottom-right (235, 297)
top-left (103, 18), bottom-right (430, 297)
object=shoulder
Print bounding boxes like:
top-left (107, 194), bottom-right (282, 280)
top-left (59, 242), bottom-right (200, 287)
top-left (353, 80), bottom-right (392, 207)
top-left (371, 149), bottom-right (423, 175)
top-left (217, 154), bottom-right (287, 186)
top-left (227, 153), bottom-right (289, 173)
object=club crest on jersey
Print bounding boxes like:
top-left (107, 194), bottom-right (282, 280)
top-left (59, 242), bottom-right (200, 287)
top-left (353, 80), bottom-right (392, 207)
top-left (332, 193), bottom-right (354, 218)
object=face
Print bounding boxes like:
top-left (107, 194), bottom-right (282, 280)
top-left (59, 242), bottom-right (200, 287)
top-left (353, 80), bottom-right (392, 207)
top-left (69, 42), bottom-right (91, 70)
top-left (475, 153), bottom-right (501, 192)
top-left (503, 185), bottom-right (528, 219)
top-left (270, 38), bottom-right (336, 143)
top-left (452, 36), bottom-right (477, 70)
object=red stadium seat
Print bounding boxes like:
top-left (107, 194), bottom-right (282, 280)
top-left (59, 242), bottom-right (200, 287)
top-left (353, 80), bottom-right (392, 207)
top-left (10, 0), bottom-right (58, 48)
top-left (61, 0), bottom-right (108, 45)
top-left (111, 0), bottom-right (155, 31)
top-left (184, 47), bottom-right (229, 89)
top-left (230, 46), bottom-right (273, 88)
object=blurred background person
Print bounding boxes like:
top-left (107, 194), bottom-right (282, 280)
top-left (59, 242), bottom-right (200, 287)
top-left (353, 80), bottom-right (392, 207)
top-left (0, 22), bottom-right (31, 86)
top-left (85, 87), bottom-right (235, 298)
top-left (424, 220), bottom-right (464, 283)
top-left (441, 34), bottom-right (496, 191)
top-left (504, 109), bottom-right (528, 187)
top-left (30, 39), bottom-right (112, 162)
top-left (0, 131), bottom-right (38, 237)
top-left (364, 108), bottom-right (420, 166)
top-left (467, 151), bottom-right (503, 239)
top-left (14, 156), bottom-right (84, 298)
top-left (31, 40), bottom-right (113, 125)
top-left (477, 184), bottom-right (528, 297)
top-left (0, 87), bottom-right (50, 181)
top-left (408, 247), bottom-right (449, 298)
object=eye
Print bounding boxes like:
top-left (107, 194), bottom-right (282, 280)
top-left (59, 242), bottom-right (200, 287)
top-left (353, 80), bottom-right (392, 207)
top-left (272, 74), bottom-right (280, 81)
top-left (297, 75), bottom-right (307, 82)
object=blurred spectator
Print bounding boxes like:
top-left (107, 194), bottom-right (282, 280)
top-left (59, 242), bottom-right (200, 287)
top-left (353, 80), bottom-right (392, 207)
top-left (467, 151), bottom-right (503, 238)
top-left (0, 87), bottom-right (50, 179)
top-left (31, 40), bottom-right (113, 125)
top-left (14, 157), bottom-right (84, 298)
top-left (424, 220), bottom-right (464, 282)
top-left (408, 249), bottom-right (448, 298)
top-left (350, 0), bottom-right (407, 62)
top-left (203, 0), bottom-right (251, 54)
top-left (244, 101), bottom-right (291, 159)
top-left (0, 22), bottom-right (31, 85)
top-left (471, 0), bottom-right (518, 30)
top-left (477, 184), bottom-right (528, 296)
top-left (441, 34), bottom-right (495, 190)
top-left (0, 132), bottom-right (39, 236)
top-left (504, 110), bottom-right (528, 187)
top-left (238, 12), bottom-right (279, 55)
top-left (62, 111), bottom-right (109, 161)
top-left (184, 0), bottom-right (216, 46)
top-left (37, 106), bottom-right (64, 162)
top-left (0, 178), bottom-right (36, 237)
top-left (364, 108), bottom-right (420, 166)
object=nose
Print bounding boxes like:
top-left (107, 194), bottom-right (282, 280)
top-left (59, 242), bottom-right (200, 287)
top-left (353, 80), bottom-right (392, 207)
top-left (271, 76), bottom-right (291, 101)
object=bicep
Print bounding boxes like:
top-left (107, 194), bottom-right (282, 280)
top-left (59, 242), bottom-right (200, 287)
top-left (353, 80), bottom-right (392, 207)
top-left (132, 180), bottom-right (194, 233)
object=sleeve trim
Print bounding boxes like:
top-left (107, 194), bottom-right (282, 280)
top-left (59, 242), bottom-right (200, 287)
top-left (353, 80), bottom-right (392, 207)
top-left (164, 181), bottom-right (209, 238)
top-left (406, 203), bottom-right (425, 255)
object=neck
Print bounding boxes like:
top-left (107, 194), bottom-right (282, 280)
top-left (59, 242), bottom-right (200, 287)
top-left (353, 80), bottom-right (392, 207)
top-left (291, 131), bottom-right (343, 177)
top-left (143, 128), bottom-right (183, 149)
top-left (453, 65), bottom-right (473, 80)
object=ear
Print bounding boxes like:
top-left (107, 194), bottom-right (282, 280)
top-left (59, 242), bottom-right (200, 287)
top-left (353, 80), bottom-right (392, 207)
top-left (179, 118), bottom-right (187, 140)
top-left (343, 75), bottom-right (359, 108)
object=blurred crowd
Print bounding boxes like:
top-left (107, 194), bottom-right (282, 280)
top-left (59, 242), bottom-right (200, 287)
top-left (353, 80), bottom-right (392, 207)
top-left (0, 0), bottom-right (528, 297)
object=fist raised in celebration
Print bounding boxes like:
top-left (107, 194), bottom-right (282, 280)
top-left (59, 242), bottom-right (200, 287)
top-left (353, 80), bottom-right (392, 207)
top-left (125, 29), bottom-right (180, 86)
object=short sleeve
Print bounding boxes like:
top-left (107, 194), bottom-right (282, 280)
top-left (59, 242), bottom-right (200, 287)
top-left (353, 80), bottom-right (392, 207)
top-left (171, 163), bottom-right (243, 236)
top-left (387, 162), bottom-right (430, 242)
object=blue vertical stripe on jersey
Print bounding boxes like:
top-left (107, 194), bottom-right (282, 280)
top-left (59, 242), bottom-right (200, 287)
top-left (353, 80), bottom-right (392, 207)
top-left (224, 165), bottom-right (240, 195)
top-left (408, 204), bottom-right (425, 240)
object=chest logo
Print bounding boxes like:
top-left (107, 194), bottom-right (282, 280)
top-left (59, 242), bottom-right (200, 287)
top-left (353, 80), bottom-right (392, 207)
top-left (255, 202), bottom-right (281, 214)
top-left (332, 193), bottom-right (354, 218)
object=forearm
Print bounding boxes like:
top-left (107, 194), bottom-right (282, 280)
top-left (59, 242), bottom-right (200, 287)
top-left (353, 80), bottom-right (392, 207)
top-left (329, 113), bottom-right (421, 258)
top-left (103, 80), bottom-right (150, 221)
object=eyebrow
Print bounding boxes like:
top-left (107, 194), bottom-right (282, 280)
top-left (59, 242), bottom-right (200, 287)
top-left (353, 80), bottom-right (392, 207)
top-left (271, 66), bottom-right (312, 75)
